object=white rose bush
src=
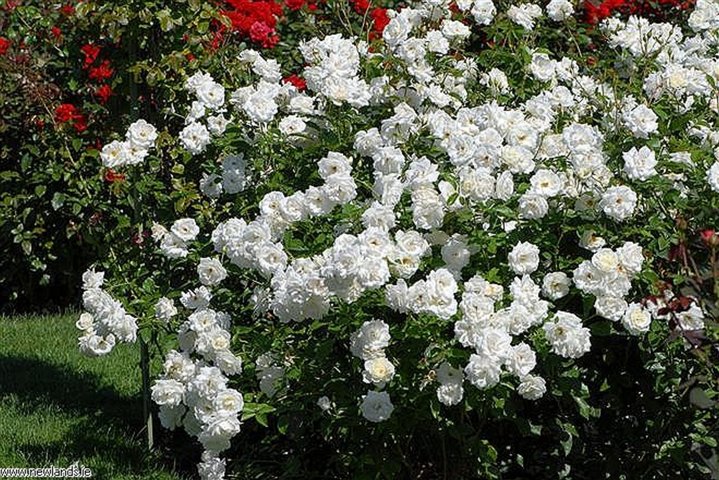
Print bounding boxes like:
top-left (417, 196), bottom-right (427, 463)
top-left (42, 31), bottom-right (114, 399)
top-left (74, 0), bottom-right (719, 477)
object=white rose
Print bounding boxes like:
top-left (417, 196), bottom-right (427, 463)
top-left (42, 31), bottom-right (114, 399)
top-left (362, 356), bottom-right (396, 386)
top-left (541, 272), bottom-right (571, 300)
top-left (517, 374), bottom-right (546, 400)
top-left (360, 391), bottom-right (394, 422)
top-left (508, 242), bottom-right (540, 275)
top-left (155, 297), bottom-right (178, 322)
top-left (622, 303), bottom-right (652, 335)
top-left (171, 218), bottom-right (200, 242)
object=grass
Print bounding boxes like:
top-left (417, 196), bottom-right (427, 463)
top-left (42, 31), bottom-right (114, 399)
top-left (0, 313), bottom-right (190, 479)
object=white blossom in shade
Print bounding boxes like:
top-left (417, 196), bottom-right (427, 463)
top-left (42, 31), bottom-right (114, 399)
top-left (160, 233), bottom-right (189, 259)
top-left (200, 173), bottom-right (223, 198)
top-left (317, 396), bottom-right (333, 412)
top-left (436, 362), bottom-right (464, 406)
top-left (616, 242), bottom-right (644, 274)
top-left (350, 320), bottom-right (391, 360)
top-left (151, 379), bottom-right (185, 407)
top-left (677, 304), bottom-right (705, 331)
top-left (215, 350), bottom-right (243, 376)
top-left (594, 296), bottom-right (628, 322)
top-left (78, 333), bottom-right (116, 356)
top-left (542, 272), bottom-right (571, 300)
top-left (508, 242), bottom-right (540, 275)
top-left (471, 0), bottom-right (496, 25)
top-left (579, 231), bottom-right (606, 252)
top-left (126, 119), bottom-right (158, 149)
top-left (362, 357), bottom-right (396, 386)
top-left (600, 186), bottom-right (637, 221)
top-left (543, 311), bottom-right (591, 359)
top-left (75, 312), bottom-right (94, 333)
top-left (623, 104), bottom-right (658, 139)
top-left (507, 342), bottom-right (537, 377)
top-left (180, 122), bottom-right (211, 155)
top-left (180, 286), bottom-right (213, 310)
top-left (207, 114), bottom-right (230, 136)
top-left (155, 297), bottom-right (178, 322)
top-left (622, 303), bottom-right (652, 335)
top-left (507, 3), bottom-right (543, 30)
top-left (82, 268), bottom-right (105, 289)
top-left (546, 0), bottom-right (574, 20)
top-left (158, 404), bottom-right (186, 431)
top-left (360, 390), bottom-right (394, 422)
top-left (198, 415), bottom-right (241, 452)
top-left (707, 162), bottom-right (719, 193)
top-left (623, 146), bottom-right (657, 181)
top-left (197, 258), bottom-right (228, 286)
top-left (517, 374), bottom-right (547, 400)
top-left (464, 353), bottom-right (502, 389)
top-left (441, 234), bottom-right (472, 274)
top-left (171, 218), bottom-right (200, 242)
top-left (197, 452), bottom-right (226, 480)
top-left (256, 357), bottom-right (285, 398)
top-left (222, 155), bottom-right (248, 195)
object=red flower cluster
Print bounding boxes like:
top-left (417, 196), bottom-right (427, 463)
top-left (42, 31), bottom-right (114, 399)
top-left (584, 0), bottom-right (695, 24)
top-left (284, 0), bottom-right (319, 11)
top-left (347, 0), bottom-right (391, 39)
top-left (80, 44), bottom-right (113, 104)
top-left (104, 168), bottom-right (126, 183)
top-left (88, 59), bottom-right (113, 81)
top-left (50, 26), bottom-right (63, 41)
top-left (370, 8), bottom-right (390, 37)
top-left (3, 0), bottom-right (20, 12)
top-left (54, 103), bottom-right (87, 132)
top-left (283, 74), bottom-right (307, 91)
top-left (59, 4), bottom-right (75, 16)
top-left (80, 43), bottom-right (101, 68)
top-left (221, 0), bottom-right (283, 48)
top-left (0, 37), bottom-right (11, 56)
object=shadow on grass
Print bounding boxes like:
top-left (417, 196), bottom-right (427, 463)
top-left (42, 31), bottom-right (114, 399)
top-left (0, 355), bottom-right (193, 479)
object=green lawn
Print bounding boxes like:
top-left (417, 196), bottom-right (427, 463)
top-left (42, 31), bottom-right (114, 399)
top-left (0, 313), bottom-right (189, 479)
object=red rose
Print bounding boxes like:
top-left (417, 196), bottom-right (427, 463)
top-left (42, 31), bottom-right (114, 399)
top-left (60, 4), bottom-right (75, 15)
top-left (351, 0), bottom-right (370, 13)
top-left (95, 84), bottom-right (113, 104)
top-left (72, 114), bottom-right (88, 132)
top-left (0, 37), bottom-right (11, 56)
top-left (285, 0), bottom-right (305, 11)
top-left (54, 103), bottom-right (88, 132)
top-left (88, 60), bottom-right (114, 82)
top-left (249, 21), bottom-right (279, 48)
top-left (104, 169), bottom-right (126, 183)
top-left (80, 43), bottom-right (101, 68)
top-left (3, 0), bottom-right (20, 11)
top-left (51, 26), bottom-right (63, 41)
top-left (283, 74), bottom-right (307, 91)
top-left (700, 229), bottom-right (719, 248)
top-left (370, 8), bottom-right (390, 35)
top-left (55, 103), bottom-right (80, 123)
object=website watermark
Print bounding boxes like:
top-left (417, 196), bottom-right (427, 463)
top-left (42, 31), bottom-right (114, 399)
top-left (0, 463), bottom-right (92, 478)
